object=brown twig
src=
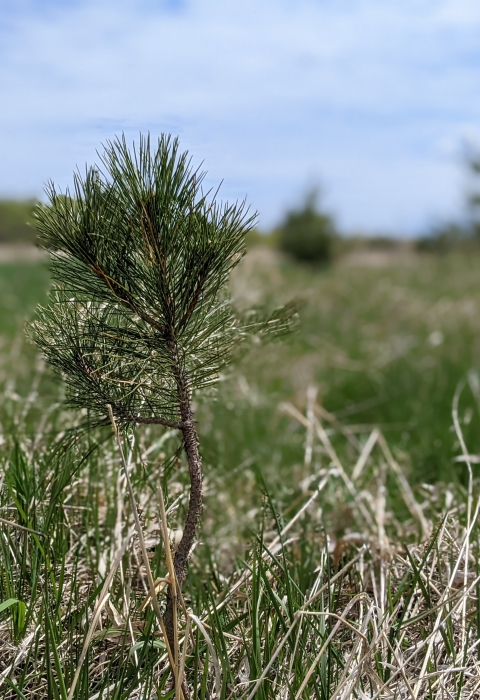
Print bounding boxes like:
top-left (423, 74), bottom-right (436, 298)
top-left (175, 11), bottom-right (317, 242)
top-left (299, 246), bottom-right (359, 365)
top-left (163, 340), bottom-right (203, 672)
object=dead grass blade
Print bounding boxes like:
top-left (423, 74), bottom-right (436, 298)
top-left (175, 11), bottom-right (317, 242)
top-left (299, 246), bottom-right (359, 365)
top-left (107, 406), bottom-right (183, 697)
top-left (67, 527), bottom-right (135, 700)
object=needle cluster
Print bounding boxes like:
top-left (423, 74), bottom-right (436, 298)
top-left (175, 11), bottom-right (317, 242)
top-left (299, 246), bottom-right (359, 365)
top-left (31, 134), bottom-right (294, 427)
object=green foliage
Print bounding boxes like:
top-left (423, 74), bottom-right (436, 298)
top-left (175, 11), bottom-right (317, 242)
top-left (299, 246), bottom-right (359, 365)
top-left (30, 134), bottom-right (295, 427)
top-left (277, 190), bottom-right (336, 264)
top-left (0, 199), bottom-right (39, 244)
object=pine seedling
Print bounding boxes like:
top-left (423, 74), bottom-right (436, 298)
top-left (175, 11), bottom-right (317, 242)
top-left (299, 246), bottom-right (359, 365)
top-left (30, 133), bottom-right (295, 664)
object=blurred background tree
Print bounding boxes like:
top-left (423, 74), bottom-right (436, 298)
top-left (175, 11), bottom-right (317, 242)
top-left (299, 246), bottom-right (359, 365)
top-left (277, 189), bottom-right (336, 264)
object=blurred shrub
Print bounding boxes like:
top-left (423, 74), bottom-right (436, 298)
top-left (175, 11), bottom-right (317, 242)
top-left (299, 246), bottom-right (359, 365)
top-left (0, 200), bottom-right (38, 244)
top-left (278, 190), bottom-right (336, 264)
top-left (415, 224), bottom-right (473, 255)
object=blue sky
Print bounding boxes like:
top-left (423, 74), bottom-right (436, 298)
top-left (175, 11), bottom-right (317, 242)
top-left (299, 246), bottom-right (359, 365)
top-left (1, 0), bottom-right (480, 234)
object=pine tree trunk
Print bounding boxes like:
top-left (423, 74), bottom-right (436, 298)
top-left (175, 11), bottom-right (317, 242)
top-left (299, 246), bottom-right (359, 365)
top-left (163, 341), bottom-right (203, 672)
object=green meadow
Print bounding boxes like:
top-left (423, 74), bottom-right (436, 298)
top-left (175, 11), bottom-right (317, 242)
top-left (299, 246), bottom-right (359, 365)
top-left (0, 247), bottom-right (480, 698)
top-left (3, 249), bottom-right (480, 486)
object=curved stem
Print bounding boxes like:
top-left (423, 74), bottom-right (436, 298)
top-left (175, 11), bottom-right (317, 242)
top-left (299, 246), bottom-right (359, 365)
top-left (163, 342), bottom-right (203, 669)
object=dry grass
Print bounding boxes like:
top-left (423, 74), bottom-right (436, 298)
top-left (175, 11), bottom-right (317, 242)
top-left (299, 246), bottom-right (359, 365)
top-left (0, 375), bottom-right (478, 698)
top-left (1, 251), bottom-right (480, 696)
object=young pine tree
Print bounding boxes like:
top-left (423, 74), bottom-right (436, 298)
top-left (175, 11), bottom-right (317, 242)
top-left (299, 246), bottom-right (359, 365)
top-left (31, 134), bottom-right (295, 659)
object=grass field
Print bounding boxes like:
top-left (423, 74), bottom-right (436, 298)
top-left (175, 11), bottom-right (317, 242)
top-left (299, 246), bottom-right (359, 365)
top-left (215, 247), bottom-right (480, 487)
top-left (3, 248), bottom-right (480, 486)
top-left (0, 248), bottom-right (480, 698)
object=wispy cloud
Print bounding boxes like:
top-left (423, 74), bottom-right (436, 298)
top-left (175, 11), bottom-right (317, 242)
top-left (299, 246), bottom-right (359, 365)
top-left (1, 0), bottom-right (480, 232)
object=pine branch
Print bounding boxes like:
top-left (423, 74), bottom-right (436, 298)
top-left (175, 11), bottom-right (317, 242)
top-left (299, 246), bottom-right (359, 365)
top-left (113, 407), bottom-right (187, 430)
top-left (87, 260), bottom-right (167, 334)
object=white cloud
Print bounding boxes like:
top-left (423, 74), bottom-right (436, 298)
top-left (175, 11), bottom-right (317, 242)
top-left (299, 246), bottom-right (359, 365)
top-left (1, 0), bottom-right (479, 231)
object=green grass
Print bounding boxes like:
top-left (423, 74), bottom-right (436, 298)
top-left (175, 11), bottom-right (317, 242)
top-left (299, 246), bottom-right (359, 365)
top-left (0, 262), bottom-right (49, 335)
top-left (203, 249), bottom-right (480, 490)
top-left (0, 200), bottom-right (39, 245)
top-left (0, 360), bottom-right (478, 699)
top-left (0, 249), bottom-right (480, 698)
top-left (2, 250), bottom-right (480, 489)
top-left (2, 249), bottom-right (480, 514)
